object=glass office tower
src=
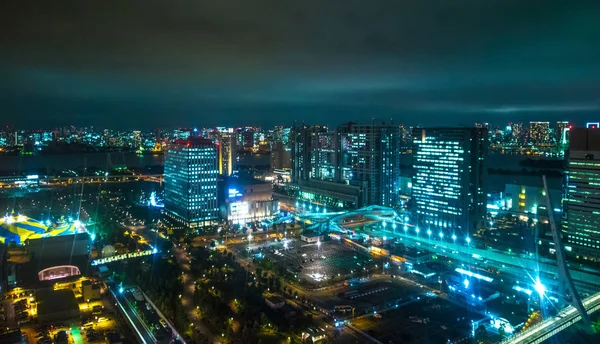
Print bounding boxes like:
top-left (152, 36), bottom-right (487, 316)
top-left (164, 138), bottom-right (219, 228)
top-left (411, 128), bottom-right (487, 236)
top-left (563, 128), bottom-right (600, 262)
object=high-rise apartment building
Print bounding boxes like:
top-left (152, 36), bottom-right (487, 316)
top-left (164, 138), bottom-right (219, 228)
top-left (529, 121), bottom-right (551, 145)
top-left (411, 128), bottom-right (488, 235)
top-left (289, 122), bottom-right (401, 209)
top-left (337, 122), bottom-right (401, 207)
top-left (562, 128), bottom-right (600, 261)
top-left (271, 141), bottom-right (292, 170)
top-left (290, 125), bottom-right (329, 182)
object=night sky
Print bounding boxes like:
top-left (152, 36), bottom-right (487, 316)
top-left (2, 1), bottom-right (600, 129)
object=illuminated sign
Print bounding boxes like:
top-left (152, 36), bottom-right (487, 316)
top-left (228, 188), bottom-right (242, 199)
top-left (230, 202), bottom-right (249, 216)
top-left (587, 122), bottom-right (600, 129)
top-left (27, 175), bottom-right (39, 180)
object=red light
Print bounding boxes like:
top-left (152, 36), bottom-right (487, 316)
top-left (186, 143), bottom-right (190, 147)
top-left (569, 125), bottom-right (573, 129)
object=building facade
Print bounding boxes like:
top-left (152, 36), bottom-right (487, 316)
top-left (290, 125), bottom-right (329, 182)
top-left (337, 122), bottom-right (402, 207)
top-left (219, 177), bottom-right (279, 226)
top-left (289, 122), bottom-right (402, 209)
top-left (164, 138), bottom-right (219, 228)
top-left (217, 132), bottom-right (237, 176)
top-left (411, 128), bottom-right (488, 236)
top-left (562, 128), bottom-right (600, 261)
top-left (529, 121), bottom-right (551, 145)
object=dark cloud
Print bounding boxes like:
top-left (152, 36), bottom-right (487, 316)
top-left (1, 0), bottom-right (600, 128)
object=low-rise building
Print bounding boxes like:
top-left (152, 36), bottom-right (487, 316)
top-left (265, 295), bottom-right (286, 309)
top-left (219, 176), bottom-right (279, 226)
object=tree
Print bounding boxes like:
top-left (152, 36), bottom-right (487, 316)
top-left (474, 324), bottom-right (489, 344)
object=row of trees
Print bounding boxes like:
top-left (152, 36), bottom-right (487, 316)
top-left (122, 255), bottom-right (190, 331)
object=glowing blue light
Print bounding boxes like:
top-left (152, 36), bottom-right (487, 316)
top-left (45, 220), bottom-right (52, 226)
top-left (466, 237), bottom-right (471, 244)
top-left (152, 247), bottom-right (158, 254)
top-left (464, 278), bottom-right (469, 289)
top-left (90, 233), bottom-right (96, 242)
top-left (119, 287), bottom-right (124, 294)
top-left (439, 232), bottom-right (444, 239)
top-left (415, 227), bottom-right (420, 234)
top-left (534, 277), bottom-right (546, 296)
top-left (452, 234), bottom-right (457, 241)
top-left (427, 229), bottom-right (432, 236)
top-left (404, 216), bottom-right (409, 222)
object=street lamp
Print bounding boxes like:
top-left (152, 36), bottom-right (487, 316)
top-left (452, 234), bottom-right (457, 242)
top-left (415, 227), bottom-right (420, 235)
top-left (316, 240), bottom-right (321, 249)
top-left (439, 232), bottom-right (444, 240)
top-left (427, 229), bottom-right (432, 239)
top-left (466, 237), bottom-right (471, 246)
top-left (382, 221), bottom-right (387, 229)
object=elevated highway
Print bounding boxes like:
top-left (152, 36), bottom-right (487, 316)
top-left (500, 291), bottom-right (600, 344)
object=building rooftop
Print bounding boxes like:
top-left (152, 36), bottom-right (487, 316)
top-left (36, 288), bottom-right (79, 317)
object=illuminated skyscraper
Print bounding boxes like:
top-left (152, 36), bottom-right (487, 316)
top-left (562, 128), bottom-right (600, 261)
top-left (411, 128), bottom-right (488, 235)
top-left (290, 125), bottom-right (329, 182)
top-left (217, 132), bottom-right (237, 176)
top-left (529, 121), bottom-right (551, 145)
top-left (164, 138), bottom-right (219, 228)
top-left (338, 122), bottom-right (401, 207)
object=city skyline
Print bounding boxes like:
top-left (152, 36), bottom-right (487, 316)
top-left (2, 1), bottom-right (600, 128)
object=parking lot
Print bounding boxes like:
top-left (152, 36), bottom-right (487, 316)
top-left (232, 238), bottom-right (380, 286)
top-left (350, 295), bottom-right (473, 344)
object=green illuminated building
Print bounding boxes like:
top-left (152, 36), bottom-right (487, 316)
top-left (562, 128), bottom-right (600, 261)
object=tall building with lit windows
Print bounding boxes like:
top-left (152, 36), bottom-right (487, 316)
top-left (337, 122), bottom-right (401, 207)
top-left (411, 128), bottom-right (487, 236)
top-left (529, 121), bottom-right (551, 145)
top-left (290, 125), bottom-right (329, 182)
top-left (562, 128), bottom-right (600, 261)
top-left (164, 138), bottom-right (219, 228)
top-left (289, 122), bottom-right (400, 209)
